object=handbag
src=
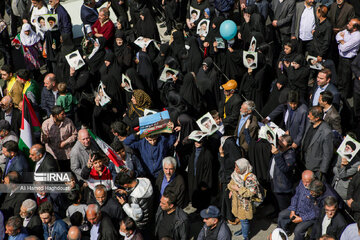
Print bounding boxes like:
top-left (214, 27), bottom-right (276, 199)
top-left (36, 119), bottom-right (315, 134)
top-left (97, 82), bottom-right (111, 106)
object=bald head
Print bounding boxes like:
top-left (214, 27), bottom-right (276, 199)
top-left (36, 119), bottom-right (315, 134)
top-left (1, 95), bottom-right (13, 112)
top-left (44, 73), bottom-right (57, 91)
top-left (78, 129), bottom-right (91, 148)
top-left (86, 204), bottom-right (101, 225)
top-left (25, 236), bottom-right (40, 240)
top-left (302, 170), bottom-right (314, 188)
top-left (29, 144), bottom-right (46, 162)
top-left (68, 226), bottom-right (81, 240)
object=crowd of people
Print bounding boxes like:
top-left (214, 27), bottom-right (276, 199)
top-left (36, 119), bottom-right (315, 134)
top-left (0, 0), bottom-right (360, 239)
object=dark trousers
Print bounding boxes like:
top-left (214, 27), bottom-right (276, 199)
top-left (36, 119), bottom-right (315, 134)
top-left (337, 56), bottom-right (355, 98)
top-left (354, 78), bottom-right (360, 117)
top-left (273, 192), bottom-right (292, 211)
top-left (0, 45), bottom-right (12, 65)
top-left (297, 39), bottom-right (311, 55)
top-left (10, 14), bottom-right (21, 37)
top-left (278, 209), bottom-right (316, 240)
top-left (58, 159), bottom-right (71, 172)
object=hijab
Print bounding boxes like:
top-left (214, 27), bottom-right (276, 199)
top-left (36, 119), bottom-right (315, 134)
top-left (166, 90), bottom-right (188, 123)
top-left (87, 37), bottom-right (106, 74)
top-left (137, 51), bottom-right (155, 94)
top-left (231, 158), bottom-right (253, 186)
top-left (181, 37), bottom-right (203, 73)
top-left (128, 89), bottom-right (152, 116)
top-left (114, 30), bottom-right (128, 55)
top-left (126, 68), bottom-right (146, 90)
top-left (100, 51), bottom-right (123, 101)
top-left (20, 23), bottom-right (40, 46)
top-left (135, 8), bottom-right (160, 41)
top-left (178, 114), bottom-right (197, 143)
top-left (170, 31), bottom-right (186, 61)
top-left (179, 72), bottom-right (203, 110)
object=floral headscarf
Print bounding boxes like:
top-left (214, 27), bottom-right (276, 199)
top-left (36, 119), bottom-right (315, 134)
top-left (129, 89), bottom-right (152, 116)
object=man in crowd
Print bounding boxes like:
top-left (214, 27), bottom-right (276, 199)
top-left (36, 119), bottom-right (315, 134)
top-left (318, 91), bottom-right (342, 134)
top-left (312, 196), bottom-right (347, 239)
top-left (301, 107), bottom-right (333, 180)
top-left (269, 0), bottom-right (295, 44)
top-left (48, 0), bottom-right (73, 36)
top-left (119, 217), bottom-right (144, 240)
top-left (264, 91), bottom-right (308, 149)
top-left (234, 100), bottom-right (258, 152)
top-left (86, 204), bottom-right (119, 240)
top-left (70, 129), bottom-right (99, 182)
top-left (41, 106), bottom-right (77, 171)
top-left (0, 120), bottom-right (18, 171)
top-left (197, 205), bottom-right (232, 239)
top-left (29, 144), bottom-right (59, 173)
top-left (0, 65), bottom-right (22, 108)
top-left (154, 191), bottom-right (189, 239)
top-left (81, 0), bottom-right (109, 34)
top-left (0, 96), bottom-right (21, 136)
top-left (278, 170), bottom-right (317, 238)
top-left (19, 199), bottom-right (43, 239)
top-left (155, 157), bottom-right (187, 208)
top-left (219, 80), bottom-right (242, 135)
top-left (40, 73), bottom-right (58, 118)
top-left (115, 171), bottom-right (153, 231)
top-left (329, 0), bottom-right (355, 33)
top-left (67, 226), bottom-right (81, 240)
top-left (91, 7), bottom-right (114, 46)
top-left (38, 201), bottom-right (68, 240)
top-left (5, 216), bottom-right (28, 239)
top-left (2, 141), bottom-right (28, 178)
top-left (335, 18), bottom-right (360, 98)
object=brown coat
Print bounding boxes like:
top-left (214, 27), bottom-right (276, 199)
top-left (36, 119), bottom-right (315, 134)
top-left (328, 2), bottom-right (355, 30)
top-left (234, 114), bottom-right (259, 152)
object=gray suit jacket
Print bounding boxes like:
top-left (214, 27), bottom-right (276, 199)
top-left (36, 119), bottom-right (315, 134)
top-left (324, 106), bottom-right (342, 134)
top-left (70, 140), bottom-right (99, 181)
top-left (291, 1), bottom-right (320, 38)
top-left (269, 0), bottom-right (296, 34)
top-left (301, 121), bottom-right (333, 174)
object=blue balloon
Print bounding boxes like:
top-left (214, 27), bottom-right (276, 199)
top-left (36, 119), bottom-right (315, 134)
top-left (220, 20), bottom-right (237, 40)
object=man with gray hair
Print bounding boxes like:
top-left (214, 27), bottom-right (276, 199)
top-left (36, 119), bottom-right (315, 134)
top-left (86, 204), bottom-right (119, 239)
top-left (91, 7), bottom-right (114, 46)
top-left (0, 119), bottom-right (18, 171)
top-left (20, 199), bottom-right (43, 239)
top-left (5, 216), bottom-right (28, 239)
top-left (155, 157), bottom-right (187, 208)
top-left (67, 226), bottom-right (82, 240)
top-left (234, 100), bottom-right (259, 152)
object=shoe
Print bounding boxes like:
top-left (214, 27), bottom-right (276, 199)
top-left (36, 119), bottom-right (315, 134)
top-left (234, 229), bottom-right (242, 236)
top-left (159, 23), bottom-right (166, 28)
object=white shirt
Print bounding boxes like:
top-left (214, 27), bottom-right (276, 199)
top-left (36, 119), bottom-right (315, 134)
top-left (322, 215), bottom-right (332, 235)
top-left (269, 156), bottom-right (275, 179)
top-left (90, 223), bottom-right (100, 240)
top-left (35, 154), bottom-right (46, 172)
top-left (336, 30), bottom-right (360, 58)
top-left (299, 4), bottom-right (316, 41)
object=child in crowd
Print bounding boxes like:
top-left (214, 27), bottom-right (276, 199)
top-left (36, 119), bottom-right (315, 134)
top-left (56, 82), bottom-right (78, 119)
top-left (66, 190), bottom-right (87, 218)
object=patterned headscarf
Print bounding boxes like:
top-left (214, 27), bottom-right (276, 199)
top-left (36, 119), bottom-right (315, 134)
top-left (231, 158), bottom-right (253, 187)
top-left (128, 89), bottom-right (152, 116)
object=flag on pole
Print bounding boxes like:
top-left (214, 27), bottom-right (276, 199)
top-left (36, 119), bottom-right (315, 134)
top-left (88, 129), bottom-right (124, 168)
top-left (18, 95), bottom-right (41, 157)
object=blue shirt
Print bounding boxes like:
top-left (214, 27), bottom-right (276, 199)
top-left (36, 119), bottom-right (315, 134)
top-left (90, 223), bottom-right (100, 240)
top-left (340, 223), bottom-right (360, 240)
top-left (160, 173), bottom-right (176, 196)
top-left (236, 115), bottom-right (250, 146)
top-left (5, 157), bottom-right (15, 176)
top-left (312, 84), bottom-right (329, 106)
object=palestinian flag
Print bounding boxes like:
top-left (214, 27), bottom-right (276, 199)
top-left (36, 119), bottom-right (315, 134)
top-left (18, 95), bottom-right (41, 157)
top-left (88, 129), bottom-right (124, 168)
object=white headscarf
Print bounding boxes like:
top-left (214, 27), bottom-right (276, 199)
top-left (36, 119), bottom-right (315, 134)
top-left (20, 23), bottom-right (40, 46)
top-left (231, 158), bottom-right (253, 187)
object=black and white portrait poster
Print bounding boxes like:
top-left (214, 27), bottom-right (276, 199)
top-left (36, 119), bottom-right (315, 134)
top-left (337, 135), bottom-right (360, 161)
top-left (65, 50), bottom-right (85, 70)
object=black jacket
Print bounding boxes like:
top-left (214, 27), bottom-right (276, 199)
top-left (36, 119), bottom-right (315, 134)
top-left (26, 214), bottom-right (44, 240)
top-left (218, 93), bottom-right (242, 134)
top-left (97, 212), bottom-right (119, 240)
top-left (309, 18), bottom-right (332, 58)
top-left (155, 171), bottom-right (187, 209)
top-left (312, 210), bottom-right (347, 240)
top-left (347, 171), bottom-right (360, 221)
top-left (35, 153), bottom-right (60, 173)
top-left (0, 192), bottom-right (33, 221)
top-left (0, 108), bottom-right (22, 136)
top-left (155, 207), bottom-right (189, 240)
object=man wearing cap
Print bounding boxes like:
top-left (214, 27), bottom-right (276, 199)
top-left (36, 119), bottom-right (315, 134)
top-left (197, 205), bottom-right (232, 240)
top-left (0, 120), bottom-right (18, 171)
top-left (0, 96), bottom-right (22, 136)
top-left (219, 79), bottom-right (242, 135)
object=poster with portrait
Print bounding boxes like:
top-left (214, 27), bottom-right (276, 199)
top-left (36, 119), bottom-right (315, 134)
top-left (188, 130), bottom-right (208, 142)
top-left (269, 122), bottom-right (285, 138)
top-left (41, 14), bottom-right (58, 31)
top-left (215, 37), bottom-right (225, 49)
top-left (144, 109), bottom-right (158, 116)
top-left (337, 135), bottom-right (360, 162)
top-left (306, 55), bottom-right (323, 70)
top-left (139, 110), bottom-right (172, 138)
top-left (248, 36), bottom-right (257, 52)
top-left (196, 112), bottom-right (219, 136)
top-left (134, 36), bottom-right (153, 49)
top-left (65, 50), bottom-right (85, 70)
top-left (121, 74), bottom-right (133, 92)
top-left (197, 19), bottom-right (210, 37)
top-left (264, 124), bottom-right (277, 147)
top-left (189, 6), bottom-right (201, 23)
top-left (243, 51), bottom-right (258, 69)
top-left (159, 67), bottom-right (179, 82)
